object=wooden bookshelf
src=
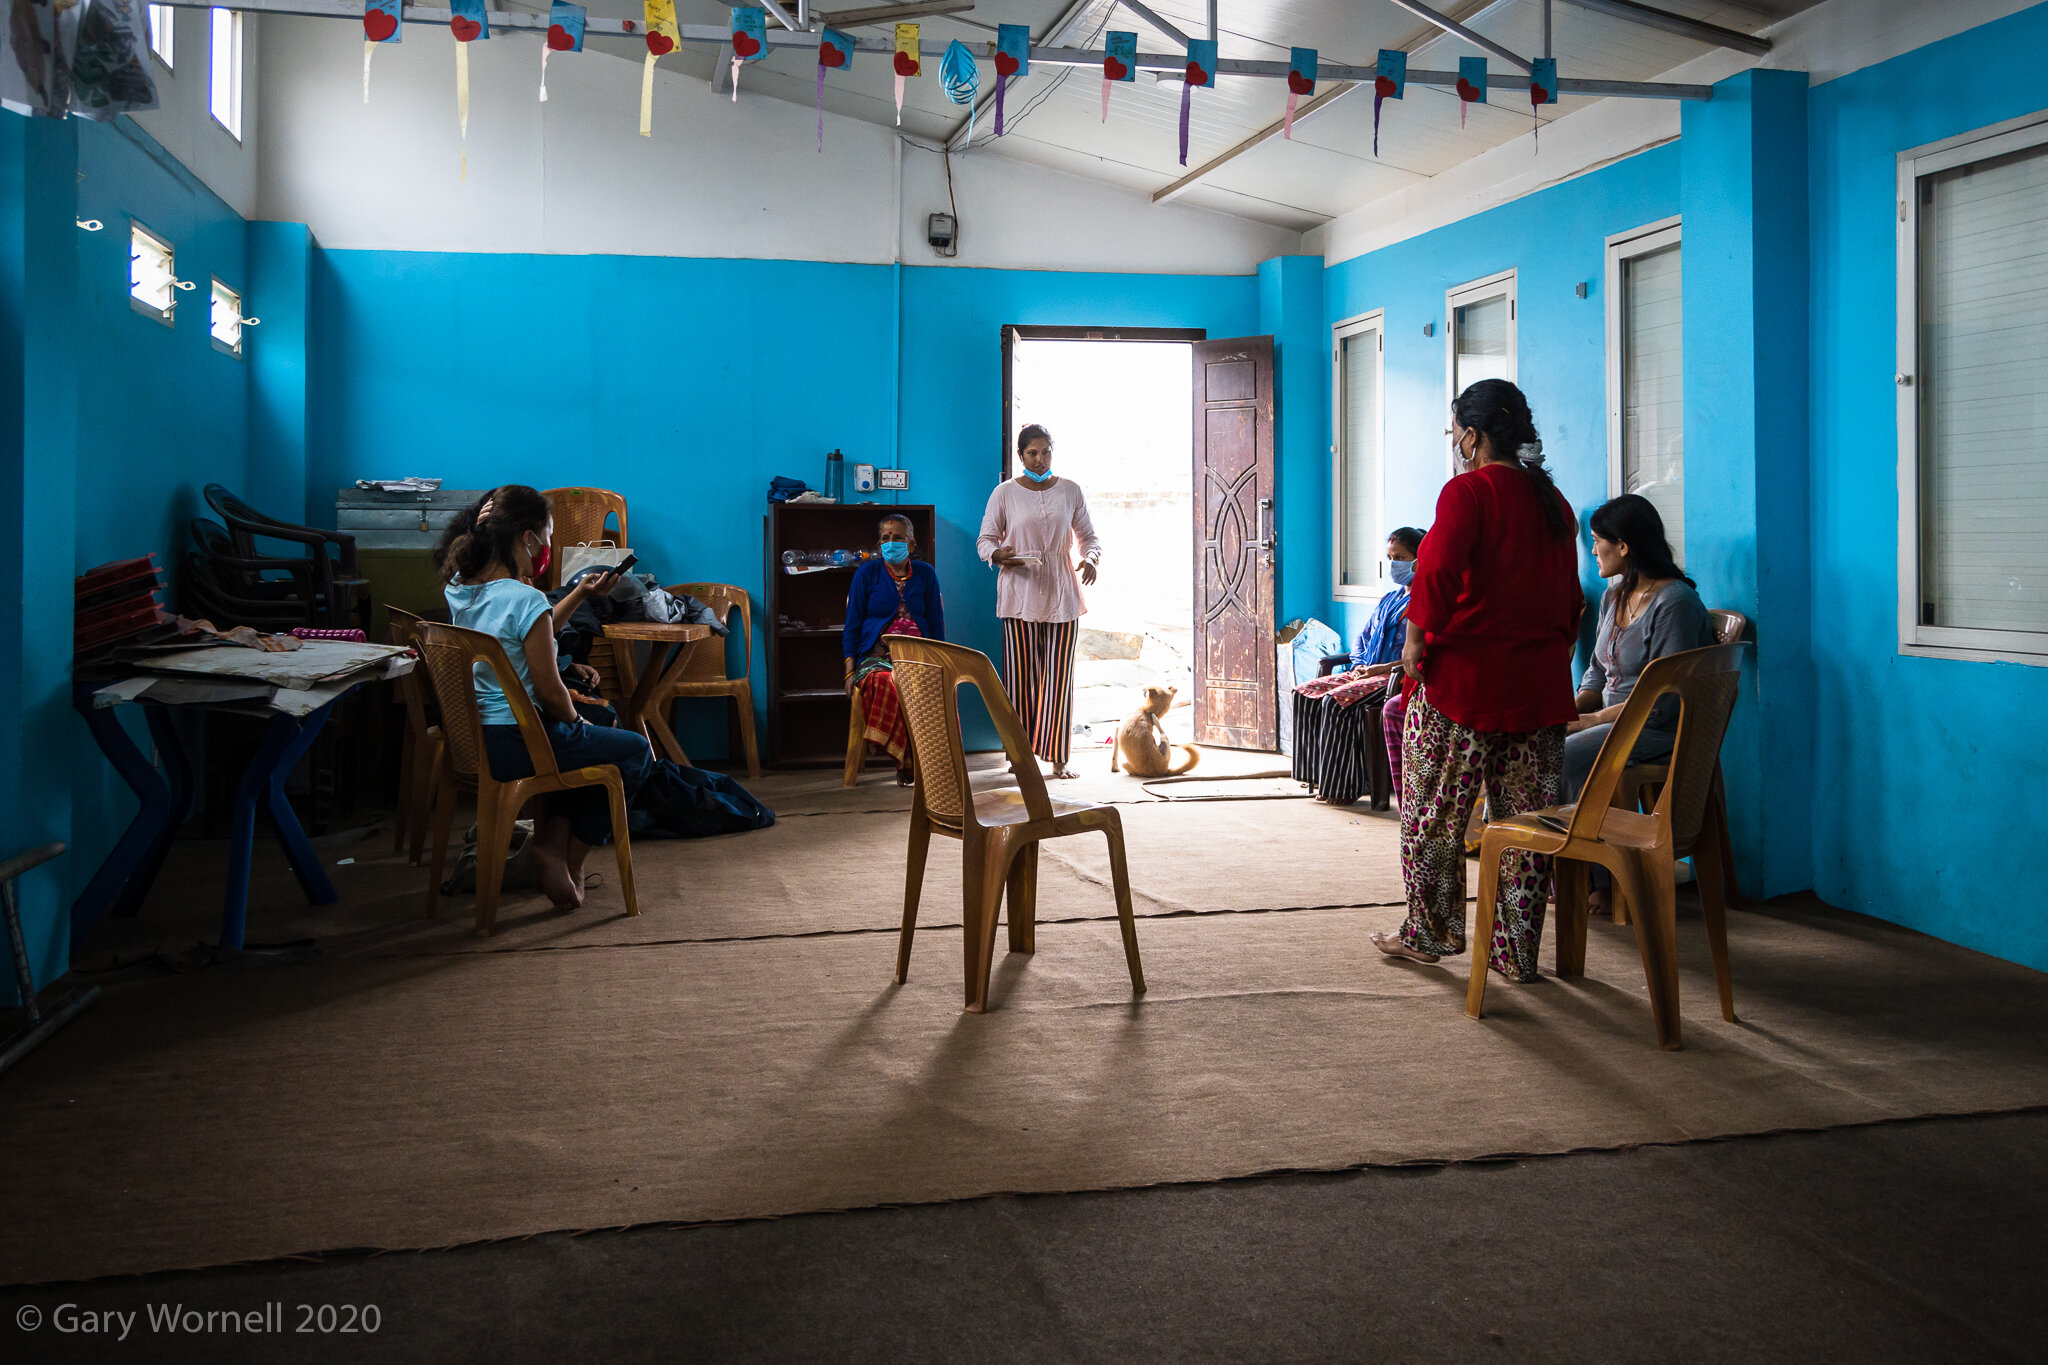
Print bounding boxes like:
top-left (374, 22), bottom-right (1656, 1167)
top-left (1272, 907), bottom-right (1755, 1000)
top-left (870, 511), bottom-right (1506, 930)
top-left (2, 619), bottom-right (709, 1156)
top-left (766, 502), bottom-right (936, 768)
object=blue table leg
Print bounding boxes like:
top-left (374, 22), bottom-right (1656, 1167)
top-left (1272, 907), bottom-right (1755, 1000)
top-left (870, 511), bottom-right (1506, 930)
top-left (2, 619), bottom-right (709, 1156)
top-left (119, 705), bottom-right (192, 921)
top-left (220, 702), bottom-right (339, 952)
top-left (70, 693), bottom-right (182, 954)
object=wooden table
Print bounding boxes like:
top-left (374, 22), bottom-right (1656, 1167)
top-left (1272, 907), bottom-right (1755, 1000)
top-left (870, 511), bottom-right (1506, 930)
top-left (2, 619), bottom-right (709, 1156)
top-left (599, 621), bottom-right (713, 765)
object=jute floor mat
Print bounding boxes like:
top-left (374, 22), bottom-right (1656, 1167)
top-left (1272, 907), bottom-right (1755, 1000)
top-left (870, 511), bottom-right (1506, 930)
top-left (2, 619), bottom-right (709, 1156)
top-left (12, 812), bottom-right (2048, 1284)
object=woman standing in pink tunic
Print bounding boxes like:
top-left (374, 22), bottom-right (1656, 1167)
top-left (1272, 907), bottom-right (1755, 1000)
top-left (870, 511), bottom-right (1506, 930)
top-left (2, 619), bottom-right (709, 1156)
top-left (976, 424), bottom-right (1101, 779)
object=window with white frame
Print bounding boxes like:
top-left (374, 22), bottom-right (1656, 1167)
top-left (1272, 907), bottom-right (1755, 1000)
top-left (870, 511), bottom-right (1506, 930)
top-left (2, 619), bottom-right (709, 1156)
top-left (210, 279), bottom-right (245, 356)
top-left (1897, 113), bottom-right (2048, 663)
top-left (147, 4), bottom-right (174, 66)
top-left (130, 222), bottom-right (177, 323)
top-left (1446, 271), bottom-right (1516, 471)
top-left (1607, 218), bottom-right (1684, 562)
top-left (1332, 311), bottom-right (1385, 599)
top-left (209, 7), bottom-right (242, 139)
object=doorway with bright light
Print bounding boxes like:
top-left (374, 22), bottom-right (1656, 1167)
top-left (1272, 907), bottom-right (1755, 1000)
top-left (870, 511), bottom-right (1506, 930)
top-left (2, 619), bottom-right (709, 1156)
top-left (1003, 327), bottom-right (1199, 763)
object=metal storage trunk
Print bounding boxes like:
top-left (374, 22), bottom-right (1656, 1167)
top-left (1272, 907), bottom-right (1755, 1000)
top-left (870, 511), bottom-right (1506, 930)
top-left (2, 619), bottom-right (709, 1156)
top-left (334, 487), bottom-right (484, 549)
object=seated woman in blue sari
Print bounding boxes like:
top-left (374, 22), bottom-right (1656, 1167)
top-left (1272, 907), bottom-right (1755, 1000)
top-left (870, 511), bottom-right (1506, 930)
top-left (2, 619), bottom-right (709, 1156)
top-left (843, 514), bottom-right (945, 785)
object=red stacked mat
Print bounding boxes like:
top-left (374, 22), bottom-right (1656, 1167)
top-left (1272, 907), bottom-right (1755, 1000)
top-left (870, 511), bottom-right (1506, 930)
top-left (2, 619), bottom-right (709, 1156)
top-left (75, 555), bottom-right (169, 656)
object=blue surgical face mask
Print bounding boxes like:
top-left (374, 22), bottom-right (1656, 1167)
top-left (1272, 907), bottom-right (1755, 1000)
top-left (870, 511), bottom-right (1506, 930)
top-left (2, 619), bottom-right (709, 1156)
top-left (1021, 466), bottom-right (1054, 482)
top-left (1389, 558), bottom-right (1416, 587)
top-left (879, 541), bottom-right (910, 565)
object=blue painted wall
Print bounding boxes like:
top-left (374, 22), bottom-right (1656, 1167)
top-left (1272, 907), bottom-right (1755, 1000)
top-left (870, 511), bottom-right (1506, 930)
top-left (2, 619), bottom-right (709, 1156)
top-left (1805, 3), bottom-right (2048, 969)
top-left (1320, 142), bottom-right (1683, 651)
top-left (310, 251), bottom-right (1260, 751)
top-left (1260, 254), bottom-right (1330, 631)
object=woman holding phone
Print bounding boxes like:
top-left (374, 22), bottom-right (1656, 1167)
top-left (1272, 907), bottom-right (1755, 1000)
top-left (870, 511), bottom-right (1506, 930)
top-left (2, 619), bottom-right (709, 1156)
top-left (976, 424), bottom-right (1101, 780)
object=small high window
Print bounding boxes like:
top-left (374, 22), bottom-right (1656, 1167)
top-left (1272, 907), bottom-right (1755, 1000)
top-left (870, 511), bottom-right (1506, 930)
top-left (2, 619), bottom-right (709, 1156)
top-left (130, 223), bottom-right (177, 324)
top-left (209, 8), bottom-right (242, 139)
top-left (1446, 271), bottom-right (1517, 473)
top-left (210, 279), bottom-right (245, 356)
top-left (147, 4), bottom-right (174, 66)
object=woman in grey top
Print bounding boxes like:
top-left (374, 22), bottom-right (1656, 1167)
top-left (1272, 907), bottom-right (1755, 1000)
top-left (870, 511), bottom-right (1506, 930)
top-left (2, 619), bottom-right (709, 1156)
top-left (1562, 493), bottom-right (1713, 824)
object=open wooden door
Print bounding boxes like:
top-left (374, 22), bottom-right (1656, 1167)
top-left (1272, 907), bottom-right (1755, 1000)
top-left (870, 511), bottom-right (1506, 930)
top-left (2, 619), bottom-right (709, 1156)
top-left (1191, 335), bottom-right (1277, 749)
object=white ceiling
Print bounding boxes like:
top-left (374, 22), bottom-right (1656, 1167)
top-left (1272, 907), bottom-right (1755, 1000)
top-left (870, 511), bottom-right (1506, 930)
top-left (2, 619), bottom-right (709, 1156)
top-left (551, 0), bottom-right (1818, 229)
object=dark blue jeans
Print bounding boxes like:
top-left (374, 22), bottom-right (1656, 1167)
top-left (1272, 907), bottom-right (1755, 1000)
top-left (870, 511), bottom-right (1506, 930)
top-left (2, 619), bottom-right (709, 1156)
top-left (482, 718), bottom-right (656, 847)
top-left (481, 717), bottom-right (776, 846)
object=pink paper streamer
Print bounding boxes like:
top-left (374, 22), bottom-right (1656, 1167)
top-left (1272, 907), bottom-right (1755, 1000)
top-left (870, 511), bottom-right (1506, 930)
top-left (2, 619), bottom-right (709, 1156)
top-left (1178, 79), bottom-right (1192, 165)
top-left (1283, 88), bottom-right (1298, 140)
top-left (731, 54), bottom-right (741, 103)
top-left (894, 71), bottom-right (904, 124)
top-left (994, 73), bottom-right (1006, 136)
top-left (816, 63), bottom-right (825, 152)
top-left (1101, 74), bottom-right (1109, 123)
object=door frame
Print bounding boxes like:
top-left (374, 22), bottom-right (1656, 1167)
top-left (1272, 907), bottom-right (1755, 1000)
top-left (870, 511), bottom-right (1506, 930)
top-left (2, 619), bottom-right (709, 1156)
top-left (1000, 325), bottom-right (1208, 479)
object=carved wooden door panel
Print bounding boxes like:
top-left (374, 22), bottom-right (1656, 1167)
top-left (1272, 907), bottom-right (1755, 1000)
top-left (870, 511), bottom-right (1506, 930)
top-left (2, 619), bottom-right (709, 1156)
top-left (1191, 335), bottom-right (1277, 749)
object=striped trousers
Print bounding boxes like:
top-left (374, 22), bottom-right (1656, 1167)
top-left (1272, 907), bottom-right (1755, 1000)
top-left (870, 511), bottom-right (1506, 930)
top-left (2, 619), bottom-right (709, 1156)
top-left (1000, 618), bottom-right (1079, 767)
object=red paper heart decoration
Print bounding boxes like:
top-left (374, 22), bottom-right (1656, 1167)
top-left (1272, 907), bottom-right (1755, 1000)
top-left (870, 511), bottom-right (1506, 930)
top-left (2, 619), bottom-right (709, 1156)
top-left (1375, 75), bottom-right (1396, 98)
top-left (621, 18), bottom-right (635, 29)
top-left (1456, 78), bottom-right (1479, 101)
top-left (819, 40), bottom-right (845, 67)
top-left (646, 31), bottom-right (673, 54)
top-left (894, 51), bottom-right (917, 76)
top-left (1287, 71), bottom-right (1312, 96)
top-left (450, 15), bottom-right (480, 40)
top-left (731, 30), bottom-right (760, 56)
top-left (1529, 82), bottom-right (1549, 105)
top-left (363, 9), bottom-right (396, 40)
top-left (546, 22), bottom-right (575, 49)
top-left (1103, 56), bottom-right (1127, 80)
top-left (1185, 60), bottom-right (1207, 87)
top-left (994, 51), bottom-right (1017, 77)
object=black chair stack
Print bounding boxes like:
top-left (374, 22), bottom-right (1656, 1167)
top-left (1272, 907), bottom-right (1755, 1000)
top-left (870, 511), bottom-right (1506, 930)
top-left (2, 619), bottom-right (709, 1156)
top-left (186, 486), bottom-right (366, 630)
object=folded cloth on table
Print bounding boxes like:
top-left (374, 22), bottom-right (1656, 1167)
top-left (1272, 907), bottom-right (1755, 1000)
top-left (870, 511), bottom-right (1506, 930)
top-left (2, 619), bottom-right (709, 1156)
top-left (767, 476), bottom-right (809, 503)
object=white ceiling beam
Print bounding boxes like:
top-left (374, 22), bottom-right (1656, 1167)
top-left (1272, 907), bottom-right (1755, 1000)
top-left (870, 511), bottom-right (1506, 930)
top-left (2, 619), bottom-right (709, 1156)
top-left (1383, 0), bottom-right (1532, 72)
top-left (817, 0), bottom-right (976, 28)
top-left (1554, 0), bottom-right (1770, 57)
top-left (758, 0), bottom-right (802, 31)
top-left (1119, 0), bottom-right (1190, 48)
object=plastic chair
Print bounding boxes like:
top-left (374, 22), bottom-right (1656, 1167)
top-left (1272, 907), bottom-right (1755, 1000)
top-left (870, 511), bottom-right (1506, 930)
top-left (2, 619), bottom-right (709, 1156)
top-left (1614, 608), bottom-right (1750, 924)
top-left (658, 582), bottom-right (760, 780)
top-left (386, 612), bottom-right (441, 866)
top-left (414, 622), bottom-right (641, 935)
top-left (540, 487), bottom-right (628, 593)
top-left (181, 551), bottom-right (324, 632)
top-left (887, 637), bottom-right (1144, 1013)
top-left (843, 688), bottom-right (870, 787)
top-left (1466, 640), bottom-right (1750, 1050)
top-left (203, 485), bottom-right (364, 629)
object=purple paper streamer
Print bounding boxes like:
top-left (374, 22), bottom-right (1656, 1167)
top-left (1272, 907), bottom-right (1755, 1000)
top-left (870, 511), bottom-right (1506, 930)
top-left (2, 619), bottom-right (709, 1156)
top-left (1373, 91), bottom-right (1384, 157)
top-left (1178, 79), bottom-right (1191, 166)
top-left (816, 63), bottom-right (825, 152)
top-left (995, 72), bottom-right (1006, 136)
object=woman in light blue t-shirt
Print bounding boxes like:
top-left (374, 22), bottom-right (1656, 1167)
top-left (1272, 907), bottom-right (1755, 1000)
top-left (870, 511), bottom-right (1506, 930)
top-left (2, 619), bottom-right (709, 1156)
top-left (433, 485), bottom-right (772, 909)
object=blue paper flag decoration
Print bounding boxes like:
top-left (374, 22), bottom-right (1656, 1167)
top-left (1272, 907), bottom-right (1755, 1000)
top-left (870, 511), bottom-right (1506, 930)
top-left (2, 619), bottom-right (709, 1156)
top-left (540, 0), bottom-right (583, 102)
top-left (363, 0), bottom-right (401, 43)
top-left (994, 22), bottom-right (1029, 135)
top-left (1102, 29), bottom-right (1135, 123)
top-left (1284, 46), bottom-right (1315, 140)
top-left (1372, 48), bottom-right (1405, 156)
top-left (1457, 55), bottom-right (1485, 127)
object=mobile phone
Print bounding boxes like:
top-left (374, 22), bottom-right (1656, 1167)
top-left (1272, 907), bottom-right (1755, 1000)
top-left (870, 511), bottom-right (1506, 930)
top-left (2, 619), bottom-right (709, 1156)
top-left (610, 554), bottom-right (639, 575)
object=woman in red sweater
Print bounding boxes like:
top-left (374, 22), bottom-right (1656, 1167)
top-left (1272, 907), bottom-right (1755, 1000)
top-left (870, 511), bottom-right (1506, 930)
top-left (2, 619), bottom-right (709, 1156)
top-left (1371, 379), bottom-right (1583, 983)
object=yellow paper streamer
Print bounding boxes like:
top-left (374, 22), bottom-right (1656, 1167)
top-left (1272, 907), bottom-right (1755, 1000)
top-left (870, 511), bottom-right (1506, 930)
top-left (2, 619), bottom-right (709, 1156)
top-left (457, 41), bottom-right (469, 180)
top-left (640, 0), bottom-right (679, 137)
top-left (363, 39), bottom-right (375, 104)
top-left (540, 47), bottom-right (551, 102)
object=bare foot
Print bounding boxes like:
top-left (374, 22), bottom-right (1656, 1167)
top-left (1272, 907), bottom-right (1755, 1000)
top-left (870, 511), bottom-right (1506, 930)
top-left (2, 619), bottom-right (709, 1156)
top-left (1369, 930), bottom-right (1440, 964)
top-left (1050, 765), bottom-right (1079, 780)
top-left (896, 768), bottom-right (915, 787)
top-left (529, 839), bottom-right (583, 910)
top-left (1587, 890), bottom-right (1610, 917)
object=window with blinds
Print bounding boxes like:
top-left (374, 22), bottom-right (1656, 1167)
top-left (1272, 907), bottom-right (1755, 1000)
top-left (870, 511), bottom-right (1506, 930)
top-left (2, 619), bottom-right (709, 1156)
top-left (1899, 117), bottom-right (2048, 661)
top-left (129, 223), bottom-right (176, 323)
top-left (1446, 272), bottom-right (1516, 473)
top-left (209, 8), bottom-right (241, 139)
top-left (1607, 221), bottom-right (1684, 563)
top-left (147, 4), bottom-right (173, 66)
top-left (1333, 314), bottom-right (1384, 598)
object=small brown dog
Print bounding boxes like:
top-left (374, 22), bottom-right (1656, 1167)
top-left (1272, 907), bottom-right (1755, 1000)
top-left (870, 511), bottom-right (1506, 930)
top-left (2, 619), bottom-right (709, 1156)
top-left (1110, 685), bottom-right (1201, 777)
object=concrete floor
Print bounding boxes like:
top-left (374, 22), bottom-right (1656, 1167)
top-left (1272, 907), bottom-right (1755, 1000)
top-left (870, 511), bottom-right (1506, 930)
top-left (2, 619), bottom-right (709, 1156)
top-left (5, 1109), bottom-right (2043, 1364)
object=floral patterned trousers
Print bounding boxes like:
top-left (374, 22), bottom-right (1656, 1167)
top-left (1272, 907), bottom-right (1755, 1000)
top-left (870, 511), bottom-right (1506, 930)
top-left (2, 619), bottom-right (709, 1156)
top-left (1397, 690), bottom-right (1566, 982)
